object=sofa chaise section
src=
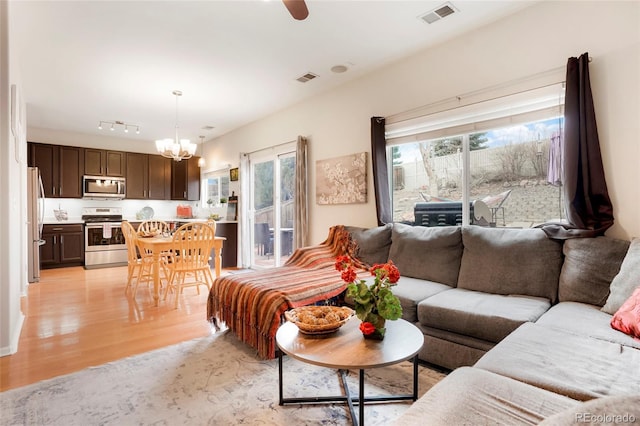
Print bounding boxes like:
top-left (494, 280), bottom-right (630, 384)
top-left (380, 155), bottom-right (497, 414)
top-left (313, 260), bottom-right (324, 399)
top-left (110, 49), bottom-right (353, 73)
top-left (475, 322), bottom-right (640, 401)
top-left (391, 366), bottom-right (579, 426)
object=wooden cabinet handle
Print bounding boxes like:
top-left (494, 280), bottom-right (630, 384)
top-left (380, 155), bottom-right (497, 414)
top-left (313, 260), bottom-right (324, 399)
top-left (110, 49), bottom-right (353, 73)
top-left (52, 228), bottom-right (63, 231)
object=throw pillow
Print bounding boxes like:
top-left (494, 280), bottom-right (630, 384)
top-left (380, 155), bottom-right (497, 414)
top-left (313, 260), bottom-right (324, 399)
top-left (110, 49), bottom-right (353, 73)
top-left (610, 286), bottom-right (640, 341)
top-left (387, 223), bottom-right (462, 286)
top-left (602, 238), bottom-right (640, 314)
top-left (559, 236), bottom-right (629, 307)
top-left (345, 224), bottom-right (392, 267)
top-left (457, 226), bottom-right (563, 302)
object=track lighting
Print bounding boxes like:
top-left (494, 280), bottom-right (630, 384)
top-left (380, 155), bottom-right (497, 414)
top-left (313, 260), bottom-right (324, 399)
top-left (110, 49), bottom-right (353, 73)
top-left (98, 120), bottom-right (141, 135)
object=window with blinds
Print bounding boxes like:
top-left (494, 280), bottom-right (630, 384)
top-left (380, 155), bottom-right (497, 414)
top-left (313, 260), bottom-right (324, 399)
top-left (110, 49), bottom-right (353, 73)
top-left (386, 82), bottom-right (565, 227)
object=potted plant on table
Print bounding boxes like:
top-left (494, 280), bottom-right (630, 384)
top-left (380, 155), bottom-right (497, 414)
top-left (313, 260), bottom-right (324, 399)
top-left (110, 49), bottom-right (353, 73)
top-left (335, 256), bottom-right (403, 340)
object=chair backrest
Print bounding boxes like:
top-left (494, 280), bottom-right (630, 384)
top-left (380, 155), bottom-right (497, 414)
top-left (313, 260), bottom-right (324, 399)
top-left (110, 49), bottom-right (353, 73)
top-left (138, 220), bottom-right (170, 235)
top-left (121, 221), bottom-right (139, 264)
top-left (255, 222), bottom-right (271, 244)
top-left (171, 222), bottom-right (216, 269)
top-left (481, 189), bottom-right (512, 209)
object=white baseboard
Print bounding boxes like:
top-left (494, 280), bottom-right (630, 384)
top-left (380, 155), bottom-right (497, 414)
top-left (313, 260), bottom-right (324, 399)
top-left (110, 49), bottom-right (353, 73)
top-left (0, 312), bottom-right (25, 357)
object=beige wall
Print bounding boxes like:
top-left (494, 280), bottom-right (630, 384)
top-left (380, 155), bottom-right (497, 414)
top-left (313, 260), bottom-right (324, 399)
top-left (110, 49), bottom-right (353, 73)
top-left (208, 1), bottom-right (640, 244)
top-left (2, 0), bottom-right (27, 355)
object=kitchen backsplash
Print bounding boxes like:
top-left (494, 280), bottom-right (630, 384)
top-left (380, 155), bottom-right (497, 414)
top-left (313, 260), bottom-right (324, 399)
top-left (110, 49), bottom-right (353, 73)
top-left (43, 198), bottom-right (227, 222)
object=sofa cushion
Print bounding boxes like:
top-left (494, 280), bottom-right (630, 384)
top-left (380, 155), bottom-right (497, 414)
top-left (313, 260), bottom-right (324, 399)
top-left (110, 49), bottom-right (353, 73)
top-left (558, 236), bottom-right (629, 306)
top-left (419, 326), bottom-right (495, 370)
top-left (387, 223), bottom-right (462, 286)
top-left (610, 286), bottom-right (640, 340)
top-left (457, 227), bottom-right (563, 302)
top-left (392, 367), bottom-right (578, 426)
top-left (539, 395), bottom-right (640, 426)
top-left (536, 302), bottom-right (640, 350)
top-left (602, 238), bottom-right (640, 314)
top-left (345, 224), bottom-right (392, 266)
top-left (388, 276), bottom-right (453, 323)
top-left (475, 322), bottom-right (640, 401)
top-left (417, 288), bottom-right (550, 343)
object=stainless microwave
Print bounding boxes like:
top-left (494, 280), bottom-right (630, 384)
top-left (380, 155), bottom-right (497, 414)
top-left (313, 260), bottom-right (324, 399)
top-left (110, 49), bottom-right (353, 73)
top-left (82, 175), bottom-right (126, 199)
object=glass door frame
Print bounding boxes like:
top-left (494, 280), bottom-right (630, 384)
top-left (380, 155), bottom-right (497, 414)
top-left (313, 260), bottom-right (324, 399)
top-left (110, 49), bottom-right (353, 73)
top-left (248, 146), bottom-right (296, 269)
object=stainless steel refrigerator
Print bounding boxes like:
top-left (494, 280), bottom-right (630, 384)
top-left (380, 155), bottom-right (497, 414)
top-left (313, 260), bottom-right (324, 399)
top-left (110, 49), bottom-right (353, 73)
top-left (27, 167), bottom-right (45, 282)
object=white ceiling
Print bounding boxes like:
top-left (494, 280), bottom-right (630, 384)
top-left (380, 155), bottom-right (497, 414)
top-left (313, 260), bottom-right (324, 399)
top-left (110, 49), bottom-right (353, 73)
top-left (10, 0), bottom-right (535, 148)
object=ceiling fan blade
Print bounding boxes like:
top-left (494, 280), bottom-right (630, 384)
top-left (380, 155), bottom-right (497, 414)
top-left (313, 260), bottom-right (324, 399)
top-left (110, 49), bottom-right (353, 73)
top-left (283, 0), bottom-right (309, 21)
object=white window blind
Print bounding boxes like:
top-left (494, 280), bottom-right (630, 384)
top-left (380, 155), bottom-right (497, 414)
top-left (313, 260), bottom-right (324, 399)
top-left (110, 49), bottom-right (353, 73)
top-left (386, 82), bottom-right (565, 145)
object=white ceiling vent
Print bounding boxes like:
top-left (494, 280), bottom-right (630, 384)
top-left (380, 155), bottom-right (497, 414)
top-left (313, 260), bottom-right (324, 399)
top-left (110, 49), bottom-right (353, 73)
top-left (419, 3), bottom-right (457, 25)
top-left (296, 72), bottom-right (318, 83)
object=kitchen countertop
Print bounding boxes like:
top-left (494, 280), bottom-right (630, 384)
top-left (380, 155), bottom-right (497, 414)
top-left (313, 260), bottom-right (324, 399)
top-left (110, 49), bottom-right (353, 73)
top-left (43, 217), bottom-right (84, 225)
top-left (43, 217), bottom-right (238, 225)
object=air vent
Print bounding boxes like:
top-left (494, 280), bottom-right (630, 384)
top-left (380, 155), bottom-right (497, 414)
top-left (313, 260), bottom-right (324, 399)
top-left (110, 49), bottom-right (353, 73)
top-left (419, 2), bottom-right (457, 25)
top-left (201, 125), bottom-right (215, 130)
top-left (296, 72), bottom-right (318, 83)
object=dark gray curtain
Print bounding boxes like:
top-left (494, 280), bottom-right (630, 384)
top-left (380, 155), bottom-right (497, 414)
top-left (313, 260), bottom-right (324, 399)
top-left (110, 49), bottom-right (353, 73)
top-left (371, 117), bottom-right (391, 225)
top-left (541, 52), bottom-right (614, 239)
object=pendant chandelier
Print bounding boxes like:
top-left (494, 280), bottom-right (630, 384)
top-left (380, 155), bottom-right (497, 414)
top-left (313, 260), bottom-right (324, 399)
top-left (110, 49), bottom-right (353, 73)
top-left (155, 90), bottom-right (197, 162)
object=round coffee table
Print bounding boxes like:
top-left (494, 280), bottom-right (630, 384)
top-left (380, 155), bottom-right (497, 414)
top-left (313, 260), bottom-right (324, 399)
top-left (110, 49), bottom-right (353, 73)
top-left (276, 317), bottom-right (423, 425)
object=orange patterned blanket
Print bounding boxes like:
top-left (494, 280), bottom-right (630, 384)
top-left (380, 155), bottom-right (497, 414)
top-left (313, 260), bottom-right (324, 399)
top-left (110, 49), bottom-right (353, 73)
top-left (207, 225), bottom-right (366, 359)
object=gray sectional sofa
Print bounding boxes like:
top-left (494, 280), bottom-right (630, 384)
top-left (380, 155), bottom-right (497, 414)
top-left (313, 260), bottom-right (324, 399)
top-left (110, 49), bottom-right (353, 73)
top-left (346, 223), bottom-right (640, 424)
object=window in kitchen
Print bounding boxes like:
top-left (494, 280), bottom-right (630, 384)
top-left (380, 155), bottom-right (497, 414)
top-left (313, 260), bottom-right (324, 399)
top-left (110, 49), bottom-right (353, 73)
top-left (386, 82), bottom-right (565, 228)
top-left (202, 171), bottom-right (230, 207)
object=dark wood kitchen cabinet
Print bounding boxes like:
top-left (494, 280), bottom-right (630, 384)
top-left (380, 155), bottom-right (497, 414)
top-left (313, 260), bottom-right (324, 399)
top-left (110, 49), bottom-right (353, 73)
top-left (147, 155), bottom-right (172, 200)
top-left (171, 157), bottom-right (201, 201)
top-left (212, 221), bottom-right (238, 268)
top-left (28, 143), bottom-right (83, 198)
top-left (41, 224), bottom-right (84, 268)
top-left (84, 149), bottom-right (126, 177)
top-left (126, 153), bottom-right (171, 200)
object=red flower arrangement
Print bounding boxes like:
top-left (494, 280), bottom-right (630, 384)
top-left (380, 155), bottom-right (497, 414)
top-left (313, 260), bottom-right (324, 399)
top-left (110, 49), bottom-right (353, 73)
top-left (335, 256), bottom-right (403, 339)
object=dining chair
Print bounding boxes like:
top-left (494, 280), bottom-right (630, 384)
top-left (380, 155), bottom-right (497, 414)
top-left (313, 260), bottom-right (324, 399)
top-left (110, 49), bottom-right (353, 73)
top-left (138, 219), bottom-right (171, 236)
top-left (122, 220), bottom-right (153, 297)
top-left (163, 222), bottom-right (217, 309)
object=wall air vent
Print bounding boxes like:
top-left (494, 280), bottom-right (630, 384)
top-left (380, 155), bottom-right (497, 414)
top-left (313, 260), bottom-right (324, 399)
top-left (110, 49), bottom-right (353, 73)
top-left (296, 72), bottom-right (318, 83)
top-left (419, 2), bottom-right (457, 25)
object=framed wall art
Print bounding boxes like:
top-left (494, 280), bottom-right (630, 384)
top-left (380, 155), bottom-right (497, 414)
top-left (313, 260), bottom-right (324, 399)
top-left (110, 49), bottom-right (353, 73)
top-left (316, 152), bottom-right (367, 205)
top-left (230, 167), bottom-right (239, 182)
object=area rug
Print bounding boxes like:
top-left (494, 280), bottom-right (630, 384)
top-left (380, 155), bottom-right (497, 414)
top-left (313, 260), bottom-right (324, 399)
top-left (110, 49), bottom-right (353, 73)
top-left (0, 331), bottom-right (446, 425)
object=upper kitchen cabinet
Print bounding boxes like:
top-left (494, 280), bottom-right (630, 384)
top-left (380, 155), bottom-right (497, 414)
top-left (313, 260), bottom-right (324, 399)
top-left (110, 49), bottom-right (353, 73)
top-left (171, 157), bottom-right (201, 201)
top-left (28, 142), bottom-right (83, 198)
top-left (148, 155), bottom-right (172, 200)
top-left (84, 149), bottom-right (126, 177)
top-left (125, 153), bottom-right (171, 200)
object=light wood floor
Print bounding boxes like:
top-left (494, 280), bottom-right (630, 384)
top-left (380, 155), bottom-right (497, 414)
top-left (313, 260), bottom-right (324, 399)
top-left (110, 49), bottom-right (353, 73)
top-left (0, 265), bottom-right (226, 392)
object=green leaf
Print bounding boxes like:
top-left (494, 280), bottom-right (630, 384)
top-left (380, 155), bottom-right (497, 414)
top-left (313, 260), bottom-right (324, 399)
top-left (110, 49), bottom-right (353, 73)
top-left (376, 288), bottom-right (403, 320)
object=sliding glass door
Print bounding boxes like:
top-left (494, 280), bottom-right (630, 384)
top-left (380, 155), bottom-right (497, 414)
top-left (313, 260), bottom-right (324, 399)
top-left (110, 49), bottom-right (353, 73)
top-left (249, 151), bottom-right (296, 268)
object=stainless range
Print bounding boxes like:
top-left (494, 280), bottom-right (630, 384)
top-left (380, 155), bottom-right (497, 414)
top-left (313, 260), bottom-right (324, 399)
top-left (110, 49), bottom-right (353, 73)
top-left (82, 207), bottom-right (127, 269)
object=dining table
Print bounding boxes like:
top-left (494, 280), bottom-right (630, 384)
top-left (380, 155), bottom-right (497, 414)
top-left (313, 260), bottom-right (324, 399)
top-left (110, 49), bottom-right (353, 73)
top-left (136, 235), bottom-right (225, 307)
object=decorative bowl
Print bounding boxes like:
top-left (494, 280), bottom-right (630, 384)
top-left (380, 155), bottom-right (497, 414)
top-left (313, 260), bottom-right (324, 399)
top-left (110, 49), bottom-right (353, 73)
top-left (284, 306), bottom-right (354, 335)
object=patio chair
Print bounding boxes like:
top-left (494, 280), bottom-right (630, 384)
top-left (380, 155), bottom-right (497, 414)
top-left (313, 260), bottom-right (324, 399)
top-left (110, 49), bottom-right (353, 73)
top-left (481, 189), bottom-right (512, 226)
top-left (255, 222), bottom-right (273, 258)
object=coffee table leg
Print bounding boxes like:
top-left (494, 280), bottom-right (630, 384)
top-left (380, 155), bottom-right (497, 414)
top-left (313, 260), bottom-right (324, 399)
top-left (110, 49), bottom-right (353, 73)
top-left (278, 350), bottom-right (284, 405)
top-left (359, 369), bottom-right (365, 426)
top-left (412, 355), bottom-right (418, 400)
top-left (339, 369), bottom-right (357, 425)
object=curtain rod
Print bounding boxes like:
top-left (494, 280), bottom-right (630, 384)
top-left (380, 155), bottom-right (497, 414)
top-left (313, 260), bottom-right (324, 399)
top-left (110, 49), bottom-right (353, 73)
top-left (242, 139), bottom-right (297, 157)
top-left (385, 57), bottom-right (592, 125)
